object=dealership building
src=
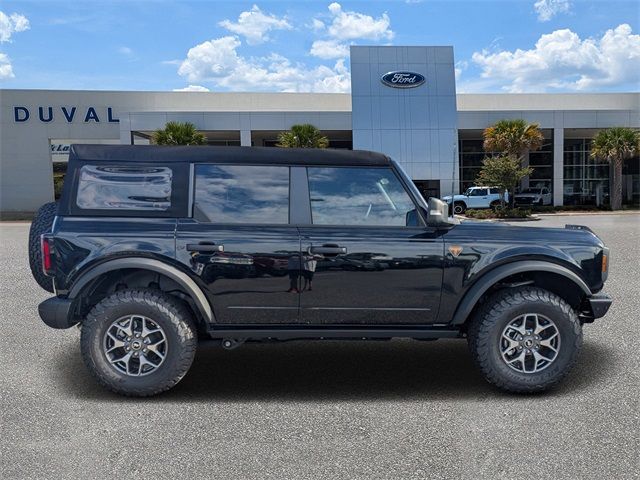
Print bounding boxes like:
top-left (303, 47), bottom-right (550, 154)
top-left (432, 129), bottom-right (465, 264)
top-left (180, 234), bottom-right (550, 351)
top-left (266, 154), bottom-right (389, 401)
top-left (1, 45), bottom-right (638, 214)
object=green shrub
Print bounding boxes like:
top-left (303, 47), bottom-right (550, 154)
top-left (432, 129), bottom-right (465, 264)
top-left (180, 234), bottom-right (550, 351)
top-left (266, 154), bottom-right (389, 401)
top-left (53, 175), bottom-right (65, 199)
top-left (530, 205), bottom-right (556, 213)
top-left (465, 208), bottom-right (531, 219)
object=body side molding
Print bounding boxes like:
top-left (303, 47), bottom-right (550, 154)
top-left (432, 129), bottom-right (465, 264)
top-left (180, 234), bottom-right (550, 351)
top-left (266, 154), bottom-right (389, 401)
top-left (449, 260), bottom-right (591, 325)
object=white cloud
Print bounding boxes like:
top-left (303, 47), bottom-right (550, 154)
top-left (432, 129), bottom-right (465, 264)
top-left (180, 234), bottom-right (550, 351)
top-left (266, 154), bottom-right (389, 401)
top-left (471, 24), bottom-right (640, 92)
top-left (173, 85), bottom-right (210, 92)
top-left (0, 11), bottom-right (29, 42)
top-left (177, 35), bottom-right (350, 93)
top-left (308, 3), bottom-right (394, 60)
top-left (219, 4), bottom-right (291, 45)
top-left (177, 3), bottom-right (396, 92)
top-left (310, 39), bottom-right (350, 60)
top-left (118, 46), bottom-right (133, 56)
top-left (325, 3), bottom-right (393, 41)
top-left (0, 11), bottom-right (28, 80)
top-left (454, 60), bottom-right (468, 81)
top-left (534, 0), bottom-right (570, 22)
top-left (309, 18), bottom-right (325, 32)
top-left (0, 52), bottom-right (14, 79)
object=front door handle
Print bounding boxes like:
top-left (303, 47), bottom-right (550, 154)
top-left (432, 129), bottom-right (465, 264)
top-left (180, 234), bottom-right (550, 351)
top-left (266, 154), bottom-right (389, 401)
top-left (308, 244), bottom-right (347, 255)
top-left (187, 243), bottom-right (224, 252)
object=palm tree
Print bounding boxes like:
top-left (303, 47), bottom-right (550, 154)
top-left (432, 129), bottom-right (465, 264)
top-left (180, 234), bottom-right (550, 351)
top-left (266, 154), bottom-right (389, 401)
top-left (152, 121), bottom-right (206, 145)
top-left (482, 119), bottom-right (544, 207)
top-left (483, 119), bottom-right (544, 159)
top-left (277, 124), bottom-right (329, 148)
top-left (590, 127), bottom-right (640, 210)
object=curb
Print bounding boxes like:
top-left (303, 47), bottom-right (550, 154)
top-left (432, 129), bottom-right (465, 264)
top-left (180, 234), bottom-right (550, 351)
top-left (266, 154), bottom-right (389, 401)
top-left (536, 211), bottom-right (639, 216)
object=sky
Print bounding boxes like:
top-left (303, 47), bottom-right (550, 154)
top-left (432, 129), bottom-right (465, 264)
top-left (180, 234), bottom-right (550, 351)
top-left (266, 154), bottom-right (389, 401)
top-left (0, 0), bottom-right (638, 93)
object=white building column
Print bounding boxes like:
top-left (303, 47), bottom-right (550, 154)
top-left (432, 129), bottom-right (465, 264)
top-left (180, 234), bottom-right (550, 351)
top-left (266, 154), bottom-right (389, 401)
top-left (119, 113), bottom-right (132, 144)
top-left (553, 127), bottom-right (564, 206)
top-left (240, 130), bottom-right (252, 147)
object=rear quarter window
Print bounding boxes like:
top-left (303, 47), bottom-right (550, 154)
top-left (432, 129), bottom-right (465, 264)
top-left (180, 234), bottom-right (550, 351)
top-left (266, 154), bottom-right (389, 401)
top-left (76, 165), bottom-right (172, 211)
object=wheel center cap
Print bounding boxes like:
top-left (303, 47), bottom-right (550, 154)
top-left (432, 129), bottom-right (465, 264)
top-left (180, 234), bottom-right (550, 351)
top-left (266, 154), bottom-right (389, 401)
top-left (523, 338), bottom-right (534, 348)
top-left (131, 340), bottom-right (142, 350)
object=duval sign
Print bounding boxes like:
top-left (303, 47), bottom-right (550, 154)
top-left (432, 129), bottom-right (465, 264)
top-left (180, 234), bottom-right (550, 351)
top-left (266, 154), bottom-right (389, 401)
top-left (13, 106), bottom-right (119, 123)
top-left (380, 71), bottom-right (426, 88)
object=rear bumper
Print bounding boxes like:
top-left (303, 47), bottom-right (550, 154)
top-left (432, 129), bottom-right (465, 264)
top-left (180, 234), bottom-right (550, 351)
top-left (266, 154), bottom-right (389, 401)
top-left (586, 292), bottom-right (613, 320)
top-left (38, 297), bottom-right (76, 329)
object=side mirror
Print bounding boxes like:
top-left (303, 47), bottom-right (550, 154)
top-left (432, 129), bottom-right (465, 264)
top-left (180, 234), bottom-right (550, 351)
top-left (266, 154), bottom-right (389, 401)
top-left (426, 198), bottom-right (453, 228)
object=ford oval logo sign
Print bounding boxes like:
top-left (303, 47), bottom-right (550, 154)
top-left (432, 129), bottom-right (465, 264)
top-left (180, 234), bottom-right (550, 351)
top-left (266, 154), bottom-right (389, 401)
top-left (381, 71), bottom-right (426, 88)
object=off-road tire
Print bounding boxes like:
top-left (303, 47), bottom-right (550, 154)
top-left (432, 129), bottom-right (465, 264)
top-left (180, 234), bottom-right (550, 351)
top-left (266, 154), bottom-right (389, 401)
top-left (453, 201), bottom-right (467, 215)
top-left (468, 286), bottom-right (582, 393)
top-left (81, 289), bottom-right (197, 397)
top-left (490, 200), bottom-right (501, 210)
top-left (28, 202), bottom-right (57, 292)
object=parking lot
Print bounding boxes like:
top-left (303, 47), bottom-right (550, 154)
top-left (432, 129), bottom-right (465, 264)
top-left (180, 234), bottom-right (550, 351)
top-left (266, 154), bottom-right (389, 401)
top-left (1, 213), bottom-right (638, 479)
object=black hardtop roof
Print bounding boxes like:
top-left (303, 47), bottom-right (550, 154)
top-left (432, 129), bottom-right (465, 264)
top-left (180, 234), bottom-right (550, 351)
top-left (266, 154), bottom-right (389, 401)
top-left (69, 144), bottom-right (392, 166)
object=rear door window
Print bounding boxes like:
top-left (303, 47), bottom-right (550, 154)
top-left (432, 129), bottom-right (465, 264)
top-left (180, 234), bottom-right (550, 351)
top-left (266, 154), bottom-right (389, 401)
top-left (194, 165), bottom-right (290, 224)
top-left (76, 165), bottom-right (172, 211)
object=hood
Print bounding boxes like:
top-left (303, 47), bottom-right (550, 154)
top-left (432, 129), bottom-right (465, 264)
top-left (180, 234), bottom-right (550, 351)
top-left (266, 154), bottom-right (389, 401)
top-left (455, 220), bottom-right (604, 247)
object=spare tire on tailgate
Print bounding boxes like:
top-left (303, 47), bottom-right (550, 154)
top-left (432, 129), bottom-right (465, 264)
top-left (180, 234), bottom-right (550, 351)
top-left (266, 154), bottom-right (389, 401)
top-left (28, 202), bottom-right (57, 293)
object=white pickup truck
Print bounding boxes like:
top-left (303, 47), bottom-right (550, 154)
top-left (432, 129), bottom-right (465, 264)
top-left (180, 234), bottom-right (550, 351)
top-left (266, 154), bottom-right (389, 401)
top-left (442, 186), bottom-right (506, 214)
top-left (514, 187), bottom-right (552, 206)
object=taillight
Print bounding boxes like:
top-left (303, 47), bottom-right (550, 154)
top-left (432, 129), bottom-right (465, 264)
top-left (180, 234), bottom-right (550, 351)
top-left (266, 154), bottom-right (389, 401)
top-left (41, 235), bottom-right (53, 275)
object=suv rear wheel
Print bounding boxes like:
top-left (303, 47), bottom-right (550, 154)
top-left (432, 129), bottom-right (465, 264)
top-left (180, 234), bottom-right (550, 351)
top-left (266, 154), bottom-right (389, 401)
top-left (81, 289), bottom-right (197, 397)
top-left (468, 286), bottom-right (582, 393)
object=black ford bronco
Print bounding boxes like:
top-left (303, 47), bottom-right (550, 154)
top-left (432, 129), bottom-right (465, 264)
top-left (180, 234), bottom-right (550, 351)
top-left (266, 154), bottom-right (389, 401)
top-left (30, 145), bottom-right (612, 396)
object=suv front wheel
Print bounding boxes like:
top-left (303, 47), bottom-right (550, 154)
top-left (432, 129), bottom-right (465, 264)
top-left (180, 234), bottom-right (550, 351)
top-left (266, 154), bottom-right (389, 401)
top-left (81, 289), bottom-right (197, 396)
top-left (453, 201), bottom-right (467, 215)
top-left (468, 286), bottom-right (582, 393)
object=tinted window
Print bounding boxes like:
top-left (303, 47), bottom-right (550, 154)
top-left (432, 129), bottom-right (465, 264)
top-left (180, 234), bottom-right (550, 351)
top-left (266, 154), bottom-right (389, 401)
top-left (194, 165), bottom-right (289, 224)
top-left (489, 188), bottom-right (500, 194)
top-left (77, 165), bottom-right (172, 211)
top-left (307, 167), bottom-right (417, 226)
top-left (469, 188), bottom-right (487, 196)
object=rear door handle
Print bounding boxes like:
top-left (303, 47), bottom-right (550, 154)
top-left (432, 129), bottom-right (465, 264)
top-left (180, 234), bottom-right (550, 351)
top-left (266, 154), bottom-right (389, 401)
top-left (308, 245), bottom-right (347, 255)
top-left (187, 243), bottom-right (224, 252)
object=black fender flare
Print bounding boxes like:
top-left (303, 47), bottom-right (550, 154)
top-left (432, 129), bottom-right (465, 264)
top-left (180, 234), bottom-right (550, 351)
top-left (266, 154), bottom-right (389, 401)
top-left (68, 257), bottom-right (214, 322)
top-left (450, 260), bottom-right (591, 325)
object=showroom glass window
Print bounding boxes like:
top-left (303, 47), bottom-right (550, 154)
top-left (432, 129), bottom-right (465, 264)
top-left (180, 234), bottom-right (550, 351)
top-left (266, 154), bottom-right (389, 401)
top-left (459, 132), bottom-right (554, 193)
top-left (194, 165), bottom-right (289, 223)
top-left (528, 136), bottom-right (554, 190)
top-left (76, 165), bottom-right (172, 211)
top-left (307, 167), bottom-right (417, 226)
top-left (563, 138), bottom-right (610, 206)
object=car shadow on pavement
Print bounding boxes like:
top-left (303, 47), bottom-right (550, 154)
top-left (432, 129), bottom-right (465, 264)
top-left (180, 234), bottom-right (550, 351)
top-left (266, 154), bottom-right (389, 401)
top-left (54, 339), bottom-right (616, 402)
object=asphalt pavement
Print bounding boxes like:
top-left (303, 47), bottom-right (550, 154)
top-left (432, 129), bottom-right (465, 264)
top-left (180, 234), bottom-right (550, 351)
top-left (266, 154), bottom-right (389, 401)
top-left (1, 214), bottom-right (638, 479)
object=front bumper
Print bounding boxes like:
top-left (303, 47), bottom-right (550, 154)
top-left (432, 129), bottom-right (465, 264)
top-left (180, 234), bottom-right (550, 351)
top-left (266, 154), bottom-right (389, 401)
top-left (38, 297), bottom-right (76, 329)
top-left (585, 292), bottom-right (613, 320)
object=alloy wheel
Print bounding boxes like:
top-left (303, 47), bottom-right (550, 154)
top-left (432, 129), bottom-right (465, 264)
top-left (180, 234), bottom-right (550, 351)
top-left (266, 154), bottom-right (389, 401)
top-left (103, 315), bottom-right (168, 376)
top-left (500, 313), bottom-right (561, 373)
